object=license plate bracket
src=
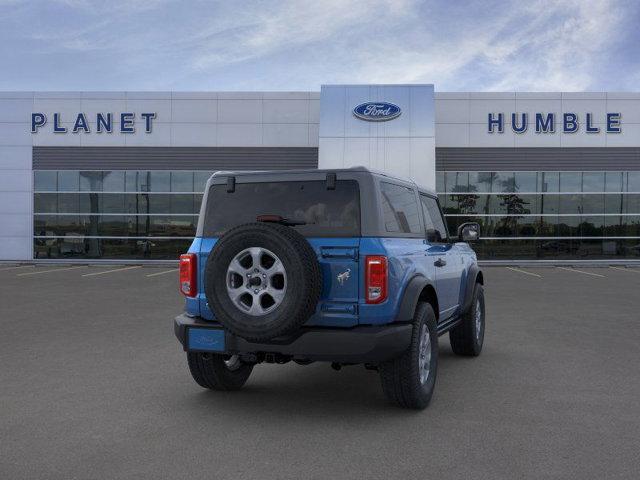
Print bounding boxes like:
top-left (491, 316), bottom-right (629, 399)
top-left (187, 328), bottom-right (225, 352)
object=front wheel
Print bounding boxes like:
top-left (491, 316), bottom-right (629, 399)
top-left (449, 283), bottom-right (485, 356)
top-left (379, 302), bottom-right (438, 409)
top-left (187, 352), bottom-right (253, 391)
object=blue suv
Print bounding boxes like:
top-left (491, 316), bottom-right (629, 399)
top-left (174, 167), bottom-right (485, 409)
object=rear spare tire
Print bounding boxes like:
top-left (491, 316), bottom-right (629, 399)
top-left (204, 222), bottom-right (322, 342)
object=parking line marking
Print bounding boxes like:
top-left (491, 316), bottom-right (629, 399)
top-left (557, 266), bottom-right (606, 278)
top-left (506, 267), bottom-right (542, 278)
top-left (0, 265), bottom-right (34, 272)
top-left (609, 266), bottom-right (640, 274)
top-left (146, 268), bottom-right (178, 277)
top-left (17, 266), bottom-right (86, 276)
top-left (82, 266), bottom-right (142, 277)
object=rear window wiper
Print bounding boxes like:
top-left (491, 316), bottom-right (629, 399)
top-left (256, 214), bottom-right (307, 226)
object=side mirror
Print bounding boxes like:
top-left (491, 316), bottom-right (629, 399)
top-left (458, 222), bottom-right (480, 242)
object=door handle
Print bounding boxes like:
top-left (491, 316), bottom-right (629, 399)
top-left (434, 258), bottom-right (447, 267)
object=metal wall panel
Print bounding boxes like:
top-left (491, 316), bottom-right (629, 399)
top-left (33, 146), bottom-right (319, 170)
top-left (436, 147), bottom-right (640, 171)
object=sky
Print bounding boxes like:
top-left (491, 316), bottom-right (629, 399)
top-left (0, 0), bottom-right (639, 92)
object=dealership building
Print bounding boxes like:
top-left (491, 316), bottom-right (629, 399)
top-left (0, 85), bottom-right (639, 262)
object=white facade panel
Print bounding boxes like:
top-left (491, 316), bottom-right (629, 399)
top-left (0, 98), bottom-right (33, 122)
top-left (0, 146), bottom-right (31, 170)
top-left (263, 100), bottom-right (309, 123)
top-left (605, 124), bottom-right (640, 147)
top-left (0, 192), bottom-right (31, 214)
top-left (123, 124), bottom-right (171, 146)
top-left (0, 124), bottom-right (31, 146)
top-left (469, 99), bottom-right (516, 124)
top-left (80, 127), bottom-right (127, 146)
top-left (81, 98), bottom-right (127, 118)
top-left (218, 99), bottom-right (262, 123)
top-left (435, 123), bottom-right (469, 147)
top-left (560, 129), bottom-right (607, 147)
top-left (125, 99), bottom-right (171, 123)
top-left (217, 124), bottom-right (262, 146)
top-left (171, 99), bottom-right (218, 123)
top-left (263, 124), bottom-right (309, 147)
top-left (32, 125), bottom-right (82, 146)
top-left (171, 123), bottom-right (217, 146)
top-left (0, 213), bottom-right (32, 237)
top-left (0, 236), bottom-right (32, 260)
top-left (435, 99), bottom-right (469, 124)
top-left (0, 170), bottom-right (32, 192)
top-left (319, 84), bottom-right (436, 190)
top-left (606, 100), bottom-right (640, 123)
top-left (469, 124), bottom-right (515, 147)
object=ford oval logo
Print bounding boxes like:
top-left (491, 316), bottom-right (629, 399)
top-left (353, 102), bottom-right (401, 122)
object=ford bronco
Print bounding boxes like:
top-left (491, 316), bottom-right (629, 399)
top-left (174, 167), bottom-right (485, 409)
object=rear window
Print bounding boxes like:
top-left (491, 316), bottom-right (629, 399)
top-left (203, 180), bottom-right (360, 237)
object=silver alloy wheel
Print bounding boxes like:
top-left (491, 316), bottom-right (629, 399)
top-left (418, 324), bottom-right (431, 385)
top-left (226, 247), bottom-right (287, 316)
top-left (475, 298), bottom-right (482, 341)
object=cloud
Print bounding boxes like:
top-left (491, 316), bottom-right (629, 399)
top-left (0, 0), bottom-right (637, 91)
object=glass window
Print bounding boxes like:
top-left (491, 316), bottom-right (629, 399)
top-left (101, 194), bottom-right (125, 214)
top-left (628, 172), bottom-right (640, 192)
top-left (623, 194), bottom-right (640, 215)
top-left (581, 194), bottom-right (604, 214)
top-left (57, 171), bottom-right (79, 192)
top-left (560, 172), bottom-right (582, 192)
top-left (469, 172), bottom-right (493, 193)
top-left (445, 172), bottom-right (469, 193)
top-left (170, 194), bottom-right (196, 214)
top-left (148, 171), bottom-right (170, 192)
top-left (34, 171), bottom-right (57, 191)
top-left (582, 172), bottom-right (605, 192)
top-left (171, 172), bottom-right (194, 192)
top-left (604, 194), bottom-right (624, 214)
top-left (379, 182), bottom-right (421, 234)
top-left (204, 180), bottom-right (361, 237)
top-left (436, 172), bottom-right (445, 193)
top-left (494, 172), bottom-right (516, 192)
top-left (538, 172), bottom-right (559, 192)
top-left (194, 171), bottom-right (214, 192)
top-left (605, 172), bottom-right (623, 192)
top-left (102, 171), bottom-right (125, 192)
top-left (559, 194), bottom-right (581, 214)
top-left (57, 193), bottom-right (79, 213)
top-left (34, 193), bottom-right (57, 213)
top-left (126, 171), bottom-right (146, 192)
top-left (79, 172), bottom-right (103, 192)
top-left (420, 195), bottom-right (448, 242)
top-left (514, 172), bottom-right (537, 192)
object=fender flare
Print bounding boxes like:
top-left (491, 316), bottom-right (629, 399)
top-left (397, 275), bottom-right (433, 323)
top-left (461, 264), bottom-right (483, 314)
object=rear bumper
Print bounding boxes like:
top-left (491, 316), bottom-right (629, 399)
top-left (174, 313), bottom-right (411, 363)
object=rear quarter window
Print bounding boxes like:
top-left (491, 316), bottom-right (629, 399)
top-left (203, 180), bottom-right (360, 237)
top-left (380, 182), bottom-right (422, 234)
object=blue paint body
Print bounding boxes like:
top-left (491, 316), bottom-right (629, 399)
top-left (184, 234), bottom-right (477, 328)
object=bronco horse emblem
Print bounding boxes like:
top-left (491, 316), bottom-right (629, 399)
top-left (337, 269), bottom-right (351, 286)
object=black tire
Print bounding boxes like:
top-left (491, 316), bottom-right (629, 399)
top-left (187, 352), bottom-right (253, 391)
top-left (204, 222), bottom-right (322, 342)
top-left (449, 283), bottom-right (485, 356)
top-left (379, 302), bottom-right (438, 409)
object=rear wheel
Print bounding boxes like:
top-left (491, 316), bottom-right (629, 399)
top-left (187, 352), bottom-right (253, 391)
top-left (379, 302), bottom-right (438, 409)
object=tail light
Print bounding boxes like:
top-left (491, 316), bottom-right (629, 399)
top-left (179, 253), bottom-right (197, 297)
top-left (365, 255), bottom-right (387, 304)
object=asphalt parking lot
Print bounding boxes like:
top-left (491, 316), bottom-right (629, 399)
top-left (1, 264), bottom-right (640, 479)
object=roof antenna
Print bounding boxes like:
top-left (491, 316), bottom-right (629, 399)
top-left (226, 176), bottom-right (236, 193)
top-left (326, 172), bottom-right (336, 190)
